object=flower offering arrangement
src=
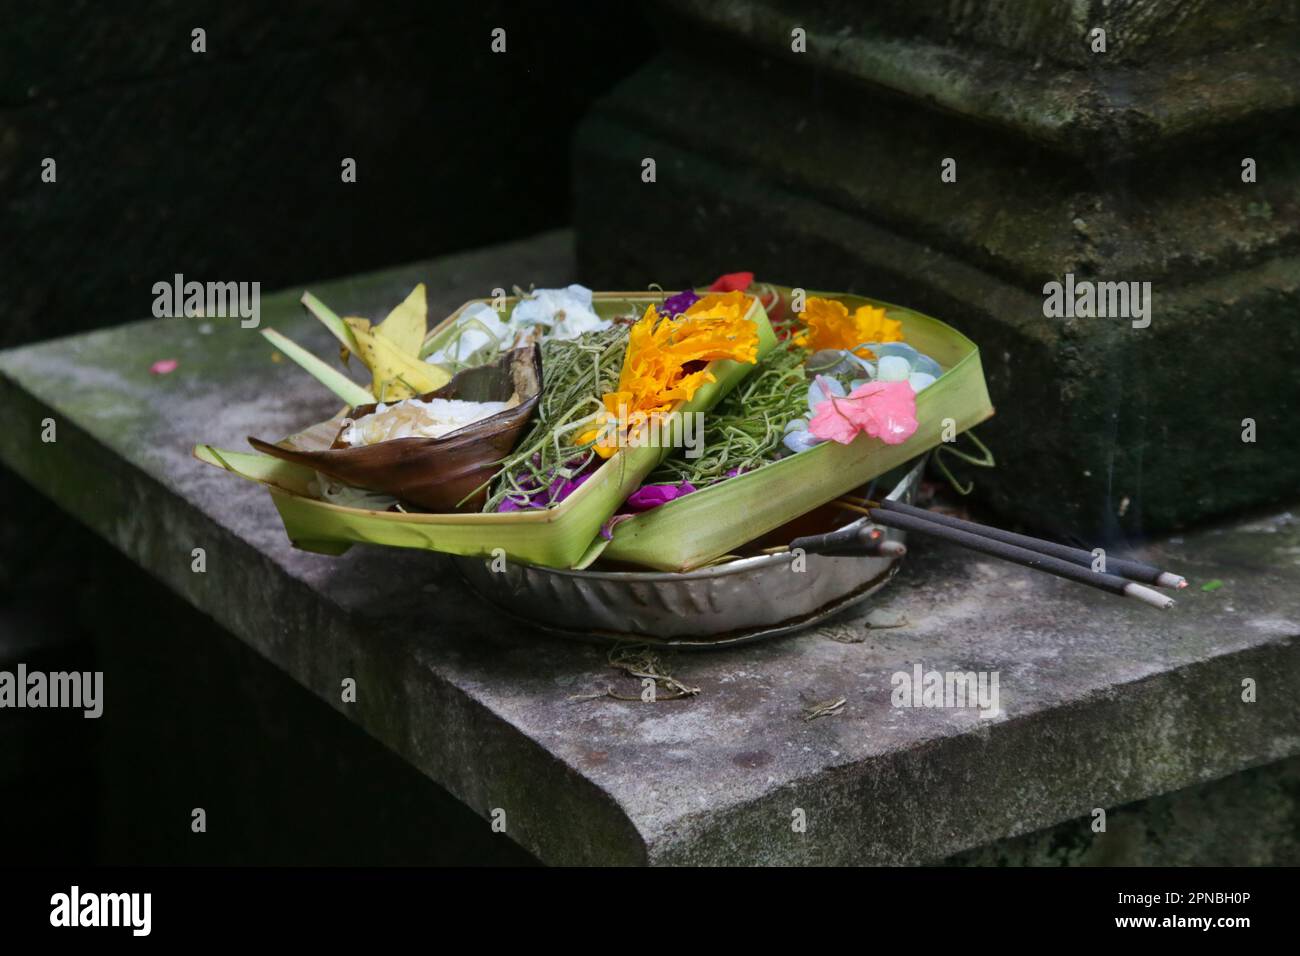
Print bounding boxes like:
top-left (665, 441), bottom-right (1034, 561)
top-left (195, 276), bottom-right (993, 572)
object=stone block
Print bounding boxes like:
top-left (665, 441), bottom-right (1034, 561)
top-left (573, 50), bottom-right (1300, 537)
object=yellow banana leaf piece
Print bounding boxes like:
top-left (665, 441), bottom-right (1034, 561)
top-left (373, 282), bottom-right (427, 357)
top-left (344, 316), bottom-right (450, 400)
top-left (302, 284), bottom-right (446, 398)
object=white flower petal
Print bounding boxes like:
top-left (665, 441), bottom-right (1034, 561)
top-left (877, 355), bottom-right (911, 382)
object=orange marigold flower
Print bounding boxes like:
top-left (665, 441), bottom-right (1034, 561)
top-left (794, 296), bottom-right (903, 359)
top-left (585, 298), bottom-right (759, 457)
top-left (683, 290), bottom-right (747, 321)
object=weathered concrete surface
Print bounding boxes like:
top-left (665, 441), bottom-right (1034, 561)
top-left (574, 51), bottom-right (1300, 540)
top-left (2, 230), bottom-right (1298, 865)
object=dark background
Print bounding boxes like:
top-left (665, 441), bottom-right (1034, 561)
top-left (2, 0), bottom-right (654, 348)
top-left (2, 0), bottom-right (658, 865)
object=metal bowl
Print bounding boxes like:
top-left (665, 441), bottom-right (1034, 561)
top-left (455, 458), bottom-right (924, 648)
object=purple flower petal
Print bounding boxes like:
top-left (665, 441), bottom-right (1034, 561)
top-left (624, 481), bottom-right (697, 512)
top-left (661, 289), bottom-right (700, 316)
top-left (598, 480), bottom-right (698, 537)
top-left (495, 462), bottom-right (596, 512)
top-left (549, 468), bottom-right (595, 503)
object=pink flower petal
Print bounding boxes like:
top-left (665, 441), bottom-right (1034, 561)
top-left (150, 358), bottom-right (179, 375)
top-left (846, 380), bottom-right (918, 444)
top-left (807, 397), bottom-right (862, 444)
top-left (808, 380), bottom-right (918, 446)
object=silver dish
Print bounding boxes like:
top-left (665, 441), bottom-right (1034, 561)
top-left (455, 458), bottom-right (924, 648)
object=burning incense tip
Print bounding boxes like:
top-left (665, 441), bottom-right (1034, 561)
top-left (1124, 582), bottom-right (1175, 610)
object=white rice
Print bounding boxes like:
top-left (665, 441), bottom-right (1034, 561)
top-left (341, 397), bottom-right (512, 446)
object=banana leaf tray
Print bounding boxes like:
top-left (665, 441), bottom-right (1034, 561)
top-left (197, 286), bottom-right (990, 574)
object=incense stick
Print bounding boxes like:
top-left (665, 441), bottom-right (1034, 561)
top-left (835, 497), bottom-right (1186, 589)
top-left (864, 508), bottom-right (1175, 609)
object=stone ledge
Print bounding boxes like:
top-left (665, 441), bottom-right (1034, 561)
top-left (2, 229), bottom-right (1298, 864)
top-left (659, 0), bottom-right (1300, 156)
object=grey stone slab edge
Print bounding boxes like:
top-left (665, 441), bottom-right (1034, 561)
top-left (649, 647), bottom-right (1300, 864)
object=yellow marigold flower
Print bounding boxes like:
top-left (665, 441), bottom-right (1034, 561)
top-left (586, 299), bottom-right (758, 457)
top-left (682, 290), bottom-right (748, 322)
top-left (794, 296), bottom-right (903, 358)
top-left (576, 422), bottom-right (608, 455)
